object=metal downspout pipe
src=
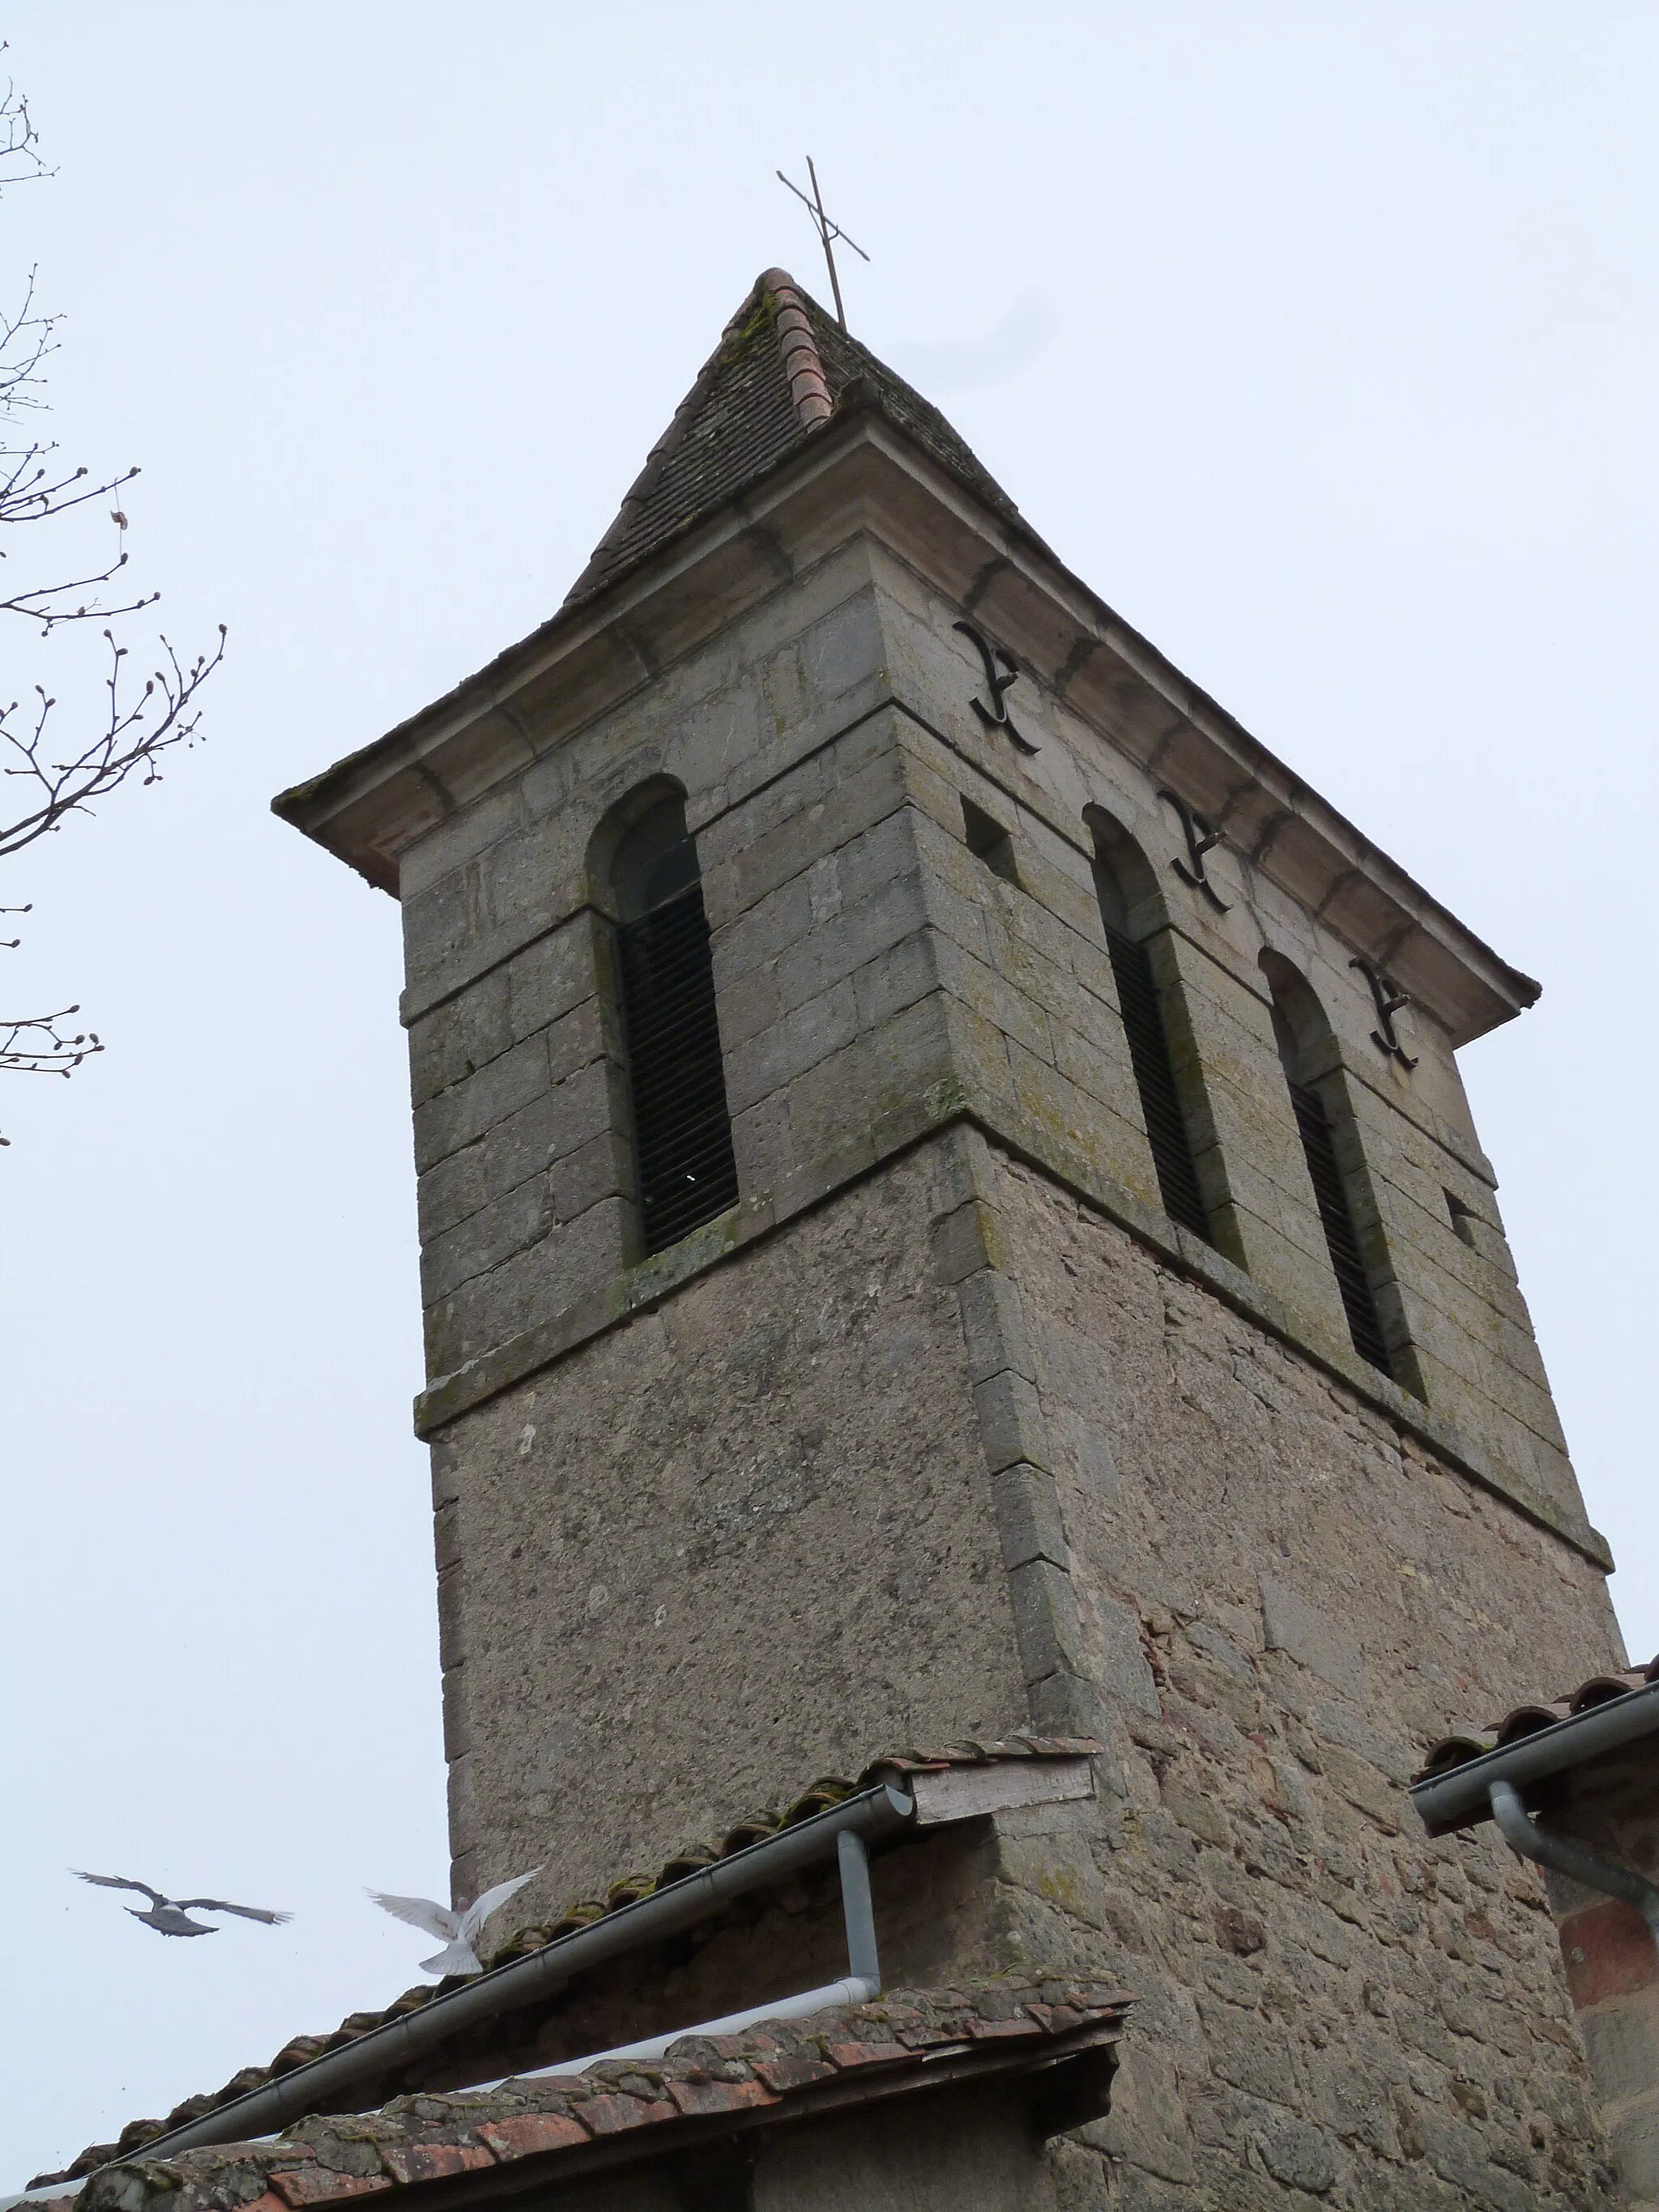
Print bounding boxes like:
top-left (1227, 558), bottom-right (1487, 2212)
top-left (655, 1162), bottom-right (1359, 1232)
top-left (1487, 1779), bottom-right (1659, 1948)
top-left (467, 1818), bottom-right (888, 2086)
top-left (836, 1828), bottom-right (881, 1988)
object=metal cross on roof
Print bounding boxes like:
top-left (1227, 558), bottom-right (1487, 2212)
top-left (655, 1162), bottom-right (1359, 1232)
top-left (775, 156), bottom-right (869, 330)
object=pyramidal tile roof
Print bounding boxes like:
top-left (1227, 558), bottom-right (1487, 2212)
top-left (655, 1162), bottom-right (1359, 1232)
top-left (562, 268), bottom-right (1033, 607)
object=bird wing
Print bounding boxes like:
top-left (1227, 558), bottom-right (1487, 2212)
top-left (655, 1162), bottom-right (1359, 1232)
top-left (369, 1890), bottom-right (459, 1941)
top-left (173, 1899), bottom-right (293, 1924)
top-left (459, 1867), bottom-right (543, 1945)
top-left (75, 1871), bottom-right (165, 1907)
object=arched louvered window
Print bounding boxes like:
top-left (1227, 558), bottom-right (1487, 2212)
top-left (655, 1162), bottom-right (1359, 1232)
top-left (608, 791), bottom-right (738, 1255)
top-left (1086, 812), bottom-right (1212, 1245)
top-left (1261, 953), bottom-right (1392, 1378)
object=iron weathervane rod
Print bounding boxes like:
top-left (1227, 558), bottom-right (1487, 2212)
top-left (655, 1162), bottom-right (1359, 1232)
top-left (776, 156), bottom-right (869, 329)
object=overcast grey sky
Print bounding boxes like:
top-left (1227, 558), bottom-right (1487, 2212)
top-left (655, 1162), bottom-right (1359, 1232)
top-left (2, 0), bottom-right (1654, 2180)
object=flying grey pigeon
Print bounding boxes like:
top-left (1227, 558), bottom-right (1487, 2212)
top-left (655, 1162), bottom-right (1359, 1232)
top-left (369, 1868), bottom-right (542, 1975)
top-left (74, 1871), bottom-right (292, 1937)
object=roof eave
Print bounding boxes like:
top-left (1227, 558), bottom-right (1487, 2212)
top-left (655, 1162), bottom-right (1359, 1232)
top-left (272, 393), bottom-right (1537, 1043)
top-left (1410, 1680), bottom-right (1659, 1836)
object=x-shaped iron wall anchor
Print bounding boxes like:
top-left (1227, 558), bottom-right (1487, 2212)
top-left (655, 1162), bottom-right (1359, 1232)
top-left (1352, 957), bottom-right (1418, 1069)
top-left (953, 620), bottom-right (1038, 754)
top-left (1158, 790), bottom-right (1230, 913)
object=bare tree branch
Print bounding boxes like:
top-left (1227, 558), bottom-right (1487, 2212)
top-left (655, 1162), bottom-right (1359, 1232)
top-left (0, 623), bottom-right (227, 859)
top-left (0, 59), bottom-right (225, 1140)
top-left (1, 1005), bottom-right (100, 1073)
top-left (0, 263), bottom-right (57, 423)
top-left (0, 67), bottom-right (51, 194)
top-left (0, 1004), bottom-right (101, 1141)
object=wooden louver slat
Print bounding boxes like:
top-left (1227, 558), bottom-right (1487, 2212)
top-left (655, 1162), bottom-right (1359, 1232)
top-left (1288, 1080), bottom-right (1392, 1376)
top-left (1104, 926), bottom-right (1212, 1244)
top-left (616, 887), bottom-right (739, 1255)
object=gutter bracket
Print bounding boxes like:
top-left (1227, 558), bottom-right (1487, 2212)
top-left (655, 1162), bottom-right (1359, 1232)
top-left (1488, 1778), bottom-right (1659, 1946)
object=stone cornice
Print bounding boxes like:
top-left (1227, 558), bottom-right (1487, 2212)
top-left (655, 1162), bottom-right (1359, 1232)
top-left (273, 402), bottom-right (1537, 1046)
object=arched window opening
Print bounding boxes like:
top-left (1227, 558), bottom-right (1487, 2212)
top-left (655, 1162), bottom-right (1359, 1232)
top-left (1262, 953), bottom-right (1392, 1378)
top-left (608, 791), bottom-right (737, 1255)
top-left (1087, 812), bottom-right (1212, 1244)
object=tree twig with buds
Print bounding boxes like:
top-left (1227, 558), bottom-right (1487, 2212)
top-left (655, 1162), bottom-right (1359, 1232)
top-left (0, 61), bottom-right (225, 1140)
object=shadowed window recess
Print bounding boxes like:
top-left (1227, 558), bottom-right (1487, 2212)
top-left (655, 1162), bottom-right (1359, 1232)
top-left (962, 795), bottom-right (1019, 884)
top-left (1262, 952), bottom-right (1399, 1382)
top-left (1086, 811), bottom-right (1213, 1246)
top-left (609, 792), bottom-right (738, 1255)
top-left (1445, 1189), bottom-right (1480, 1250)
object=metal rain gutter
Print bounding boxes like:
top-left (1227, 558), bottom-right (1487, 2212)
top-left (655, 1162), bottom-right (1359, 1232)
top-left (112, 1785), bottom-right (915, 2165)
top-left (1407, 1681), bottom-right (1659, 1838)
top-left (1486, 1779), bottom-right (1659, 1947)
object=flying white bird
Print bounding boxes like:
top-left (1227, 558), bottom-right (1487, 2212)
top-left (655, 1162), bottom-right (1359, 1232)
top-left (74, 1871), bottom-right (292, 1937)
top-left (368, 1868), bottom-right (543, 1976)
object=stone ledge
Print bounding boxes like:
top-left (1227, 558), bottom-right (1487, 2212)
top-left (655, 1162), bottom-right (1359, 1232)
top-left (411, 1096), bottom-right (1613, 1576)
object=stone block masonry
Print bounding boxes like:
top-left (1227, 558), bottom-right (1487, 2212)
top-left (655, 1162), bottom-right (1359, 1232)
top-left (374, 520), bottom-right (1631, 2209)
top-left (429, 1123), bottom-right (1627, 2210)
top-left (962, 1127), bottom-right (1626, 2206)
top-left (399, 542), bottom-right (1605, 1575)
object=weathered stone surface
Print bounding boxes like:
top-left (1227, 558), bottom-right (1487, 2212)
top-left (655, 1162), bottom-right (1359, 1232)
top-left (1255, 2116), bottom-right (1338, 2193)
top-left (416, 1124), bottom-right (1624, 2210)
top-left (437, 1148), bottom-right (1029, 1896)
top-left (386, 543), bottom-right (1605, 1557)
top-left (358, 416), bottom-right (1630, 2212)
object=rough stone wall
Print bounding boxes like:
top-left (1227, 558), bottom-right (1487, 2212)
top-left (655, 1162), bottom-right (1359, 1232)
top-left (426, 1110), bottom-right (1630, 2208)
top-left (432, 1143), bottom-right (1029, 1909)
top-left (957, 1133), bottom-right (1627, 2210)
top-left (1543, 1757), bottom-right (1659, 2208)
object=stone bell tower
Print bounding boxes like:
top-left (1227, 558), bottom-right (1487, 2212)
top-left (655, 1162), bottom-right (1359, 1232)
top-left (278, 270), bottom-right (1628, 2204)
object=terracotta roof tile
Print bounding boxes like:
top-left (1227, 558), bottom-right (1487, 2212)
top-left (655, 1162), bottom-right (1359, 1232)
top-left (472, 2112), bottom-right (586, 2161)
top-left (1416, 1659), bottom-right (1659, 1780)
top-left (271, 2170), bottom-right (390, 2207)
top-left (73, 1981), bottom-right (1132, 2212)
top-left (36, 1737), bottom-right (1097, 2189)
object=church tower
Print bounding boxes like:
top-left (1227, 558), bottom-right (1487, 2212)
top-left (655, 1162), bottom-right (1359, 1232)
top-left (277, 272), bottom-right (1627, 2204)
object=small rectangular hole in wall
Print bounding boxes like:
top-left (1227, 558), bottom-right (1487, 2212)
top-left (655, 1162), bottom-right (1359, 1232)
top-left (962, 797), bottom-right (1018, 884)
top-left (1445, 1190), bottom-right (1479, 1249)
